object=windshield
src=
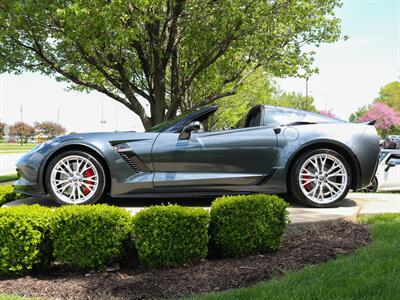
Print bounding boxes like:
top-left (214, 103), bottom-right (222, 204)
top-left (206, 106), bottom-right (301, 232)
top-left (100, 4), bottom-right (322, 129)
top-left (148, 108), bottom-right (202, 132)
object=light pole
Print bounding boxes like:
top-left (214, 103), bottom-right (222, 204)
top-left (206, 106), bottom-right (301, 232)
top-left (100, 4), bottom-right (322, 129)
top-left (100, 96), bottom-right (107, 132)
top-left (305, 77), bottom-right (309, 101)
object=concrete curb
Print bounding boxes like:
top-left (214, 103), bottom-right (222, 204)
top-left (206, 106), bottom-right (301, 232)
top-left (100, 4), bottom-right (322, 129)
top-left (2, 196), bottom-right (361, 228)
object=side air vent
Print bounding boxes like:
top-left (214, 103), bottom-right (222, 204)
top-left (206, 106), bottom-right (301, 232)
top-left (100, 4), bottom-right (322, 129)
top-left (112, 143), bottom-right (150, 174)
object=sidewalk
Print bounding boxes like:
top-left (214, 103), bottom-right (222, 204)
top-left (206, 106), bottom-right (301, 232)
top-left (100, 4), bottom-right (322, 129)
top-left (349, 192), bottom-right (400, 215)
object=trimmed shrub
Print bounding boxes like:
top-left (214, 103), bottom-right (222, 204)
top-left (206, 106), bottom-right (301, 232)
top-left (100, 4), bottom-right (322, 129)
top-left (0, 205), bottom-right (54, 275)
top-left (51, 205), bottom-right (133, 270)
top-left (0, 185), bottom-right (20, 206)
top-left (210, 194), bottom-right (289, 257)
top-left (133, 205), bottom-right (210, 268)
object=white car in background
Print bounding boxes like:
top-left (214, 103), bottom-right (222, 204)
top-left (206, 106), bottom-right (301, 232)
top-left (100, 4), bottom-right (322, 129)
top-left (363, 149), bottom-right (400, 192)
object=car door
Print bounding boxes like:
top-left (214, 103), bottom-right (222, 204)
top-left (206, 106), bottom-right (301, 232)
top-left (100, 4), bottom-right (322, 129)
top-left (151, 127), bottom-right (278, 193)
top-left (380, 154), bottom-right (400, 190)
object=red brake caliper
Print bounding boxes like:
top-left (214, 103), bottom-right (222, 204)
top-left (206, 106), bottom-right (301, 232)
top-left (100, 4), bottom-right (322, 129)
top-left (303, 169), bottom-right (312, 191)
top-left (82, 168), bottom-right (94, 195)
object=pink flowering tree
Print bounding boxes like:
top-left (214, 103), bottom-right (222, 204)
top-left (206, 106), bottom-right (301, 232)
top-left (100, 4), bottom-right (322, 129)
top-left (319, 110), bottom-right (339, 119)
top-left (358, 102), bottom-right (400, 135)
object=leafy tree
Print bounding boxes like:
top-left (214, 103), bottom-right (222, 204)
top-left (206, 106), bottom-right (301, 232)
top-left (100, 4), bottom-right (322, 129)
top-left (349, 105), bottom-right (369, 123)
top-left (272, 92), bottom-right (317, 112)
top-left (319, 110), bottom-right (339, 119)
top-left (375, 81), bottom-right (400, 112)
top-left (0, 121), bottom-right (6, 140)
top-left (210, 70), bottom-right (276, 129)
top-left (358, 102), bottom-right (400, 136)
top-left (34, 121), bottom-right (66, 139)
top-left (0, 0), bottom-right (343, 130)
top-left (9, 122), bottom-right (36, 145)
top-left (209, 71), bottom-right (317, 130)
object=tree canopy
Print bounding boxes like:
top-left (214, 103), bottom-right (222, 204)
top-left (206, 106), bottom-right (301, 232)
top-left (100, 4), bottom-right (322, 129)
top-left (349, 105), bottom-right (369, 123)
top-left (0, 121), bottom-right (6, 140)
top-left (9, 122), bottom-right (36, 144)
top-left (358, 102), bottom-right (400, 136)
top-left (34, 121), bottom-right (66, 138)
top-left (375, 81), bottom-right (400, 112)
top-left (0, 0), bottom-right (343, 129)
top-left (209, 70), bottom-right (317, 129)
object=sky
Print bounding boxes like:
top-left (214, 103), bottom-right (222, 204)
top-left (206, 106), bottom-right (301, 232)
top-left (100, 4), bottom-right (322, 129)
top-left (0, 0), bottom-right (399, 133)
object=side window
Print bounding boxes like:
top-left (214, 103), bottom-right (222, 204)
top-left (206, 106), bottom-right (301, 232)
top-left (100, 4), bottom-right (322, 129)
top-left (263, 109), bottom-right (306, 126)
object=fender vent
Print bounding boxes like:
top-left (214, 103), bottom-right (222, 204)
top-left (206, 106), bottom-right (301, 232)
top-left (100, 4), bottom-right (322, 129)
top-left (119, 153), bottom-right (143, 173)
top-left (112, 143), bottom-right (150, 173)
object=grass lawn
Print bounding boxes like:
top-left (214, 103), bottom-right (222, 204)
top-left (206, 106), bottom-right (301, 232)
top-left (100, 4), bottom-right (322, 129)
top-left (0, 143), bottom-right (36, 153)
top-left (191, 214), bottom-right (400, 300)
top-left (0, 174), bottom-right (19, 183)
top-left (0, 295), bottom-right (34, 300)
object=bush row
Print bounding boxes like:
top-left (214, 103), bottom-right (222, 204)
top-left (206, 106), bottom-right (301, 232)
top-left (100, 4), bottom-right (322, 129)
top-left (0, 194), bottom-right (288, 275)
top-left (0, 185), bottom-right (21, 207)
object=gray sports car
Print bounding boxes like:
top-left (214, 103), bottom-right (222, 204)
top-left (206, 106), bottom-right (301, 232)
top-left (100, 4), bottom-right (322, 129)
top-left (14, 105), bottom-right (380, 208)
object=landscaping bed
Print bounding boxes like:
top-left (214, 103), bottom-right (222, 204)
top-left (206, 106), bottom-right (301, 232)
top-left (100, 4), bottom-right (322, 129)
top-left (0, 220), bottom-right (371, 300)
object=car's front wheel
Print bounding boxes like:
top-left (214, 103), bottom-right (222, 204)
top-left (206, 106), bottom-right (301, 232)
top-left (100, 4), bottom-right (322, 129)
top-left (290, 149), bottom-right (352, 208)
top-left (45, 150), bottom-right (106, 205)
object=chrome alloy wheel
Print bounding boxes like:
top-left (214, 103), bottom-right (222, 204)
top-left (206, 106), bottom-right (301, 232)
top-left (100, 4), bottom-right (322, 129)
top-left (298, 153), bottom-right (348, 204)
top-left (50, 155), bottom-right (99, 204)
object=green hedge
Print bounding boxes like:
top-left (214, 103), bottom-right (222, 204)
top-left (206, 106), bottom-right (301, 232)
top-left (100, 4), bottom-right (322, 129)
top-left (0, 205), bottom-right (54, 275)
top-left (51, 205), bottom-right (133, 270)
top-left (0, 185), bottom-right (20, 206)
top-left (133, 205), bottom-right (210, 268)
top-left (209, 194), bottom-right (289, 257)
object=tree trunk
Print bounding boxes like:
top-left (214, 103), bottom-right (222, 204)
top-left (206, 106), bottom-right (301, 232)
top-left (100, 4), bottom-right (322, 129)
top-left (149, 69), bottom-right (167, 127)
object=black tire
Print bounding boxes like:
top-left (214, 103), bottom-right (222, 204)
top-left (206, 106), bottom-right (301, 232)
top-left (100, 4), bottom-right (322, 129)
top-left (45, 150), bottom-right (107, 205)
top-left (290, 149), bottom-right (352, 208)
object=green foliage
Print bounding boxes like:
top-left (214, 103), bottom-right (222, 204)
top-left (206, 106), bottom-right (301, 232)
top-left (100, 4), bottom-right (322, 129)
top-left (51, 205), bottom-right (133, 270)
top-left (133, 205), bottom-right (210, 268)
top-left (210, 194), bottom-right (288, 257)
top-left (0, 174), bottom-right (19, 184)
top-left (0, 185), bottom-right (21, 206)
top-left (210, 70), bottom-right (317, 130)
top-left (0, 205), bottom-right (54, 275)
top-left (0, 0), bottom-right (343, 129)
top-left (349, 105), bottom-right (370, 123)
top-left (210, 70), bottom-right (276, 129)
top-left (34, 121), bottom-right (66, 139)
top-left (376, 81), bottom-right (400, 112)
top-left (272, 92), bottom-right (317, 112)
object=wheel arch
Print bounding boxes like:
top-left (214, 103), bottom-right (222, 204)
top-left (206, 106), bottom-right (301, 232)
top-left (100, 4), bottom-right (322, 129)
top-left (285, 140), bottom-right (361, 192)
top-left (41, 143), bottom-right (111, 195)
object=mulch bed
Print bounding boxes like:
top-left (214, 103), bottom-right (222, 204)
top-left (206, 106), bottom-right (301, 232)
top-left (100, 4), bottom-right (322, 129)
top-left (0, 221), bottom-right (371, 300)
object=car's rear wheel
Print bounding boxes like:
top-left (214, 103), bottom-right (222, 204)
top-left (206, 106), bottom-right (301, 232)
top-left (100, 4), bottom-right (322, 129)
top-left (290, 149), bottom-right (351, 208)
top-left (361, 177), bottom-right (378, 193)
top-left (45, 150), bottom-right (106, 205)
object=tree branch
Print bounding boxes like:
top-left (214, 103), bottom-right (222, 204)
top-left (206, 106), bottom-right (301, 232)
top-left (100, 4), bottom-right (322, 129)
top-left (200, 63), bottom-right (261, 106)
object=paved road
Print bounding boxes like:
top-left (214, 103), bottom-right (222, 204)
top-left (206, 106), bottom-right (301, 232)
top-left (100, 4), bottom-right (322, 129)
top-left (0, 153), bottom-right (23, 175)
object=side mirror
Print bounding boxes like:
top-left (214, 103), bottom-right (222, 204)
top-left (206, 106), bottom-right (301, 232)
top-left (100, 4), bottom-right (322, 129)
top-left (179, 121), bottom-right (201, 140)
top-left (385, 159), bottom-right (396, 172)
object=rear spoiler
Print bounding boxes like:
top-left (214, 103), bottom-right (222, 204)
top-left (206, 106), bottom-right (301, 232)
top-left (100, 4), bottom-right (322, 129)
top-left (362, 120), bottom-right (376, 126)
